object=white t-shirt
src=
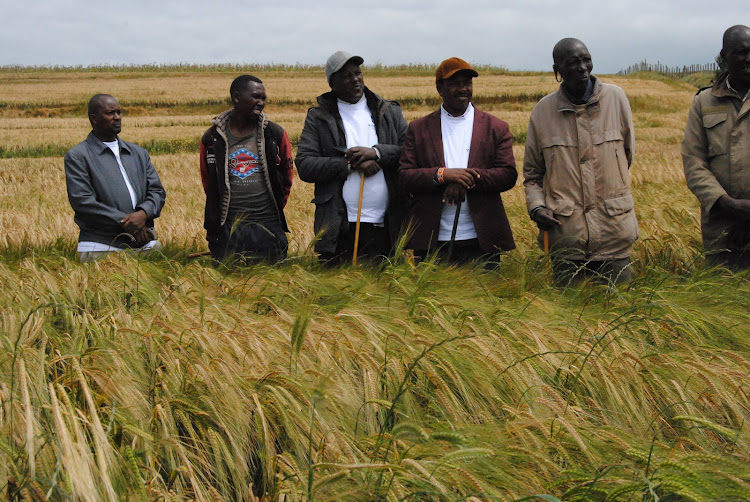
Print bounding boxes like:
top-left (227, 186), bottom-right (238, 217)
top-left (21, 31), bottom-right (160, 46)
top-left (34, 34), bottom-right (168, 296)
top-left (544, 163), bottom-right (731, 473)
top-left (338, 96), bottom-right (388, 224)
top-left (438, 103), bottom-right (477, 241)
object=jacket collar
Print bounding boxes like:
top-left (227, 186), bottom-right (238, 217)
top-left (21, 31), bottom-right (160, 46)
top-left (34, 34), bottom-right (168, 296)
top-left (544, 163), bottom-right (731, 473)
top-left (556, 75), bottom-right (602, 112)
top-left (211, 109), bottom-right (268, 139)
top-left (711, 71), bottom-right (748, 100)
top-left (426, 104), bottom-right (487, 168)
top-left (316, 87), bottom-right (384, 115)
top-left (85, 131), bottom-right (131, 154)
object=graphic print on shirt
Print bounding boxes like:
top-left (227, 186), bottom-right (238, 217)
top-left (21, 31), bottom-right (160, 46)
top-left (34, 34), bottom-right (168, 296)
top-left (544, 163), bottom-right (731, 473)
top-left (229, 148), bottom-right (261, 179)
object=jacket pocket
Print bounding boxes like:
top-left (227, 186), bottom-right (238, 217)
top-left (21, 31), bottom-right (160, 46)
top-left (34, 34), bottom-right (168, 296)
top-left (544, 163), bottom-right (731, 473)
top-left (311, 192), bottom-right (333, 205)
top-left (311, 191), bottom-right (335, 236)
top-left (703, 112), bottom-right (728, 158)
top-left (604, 194), bottom-right (634, 216)
top-left (540, 136), bottom-right (577, 187)
top-left (592, 129), bottom-right (623, 144)
top-left (593, 129), bottom-right (629, 194)
top-left (540, 136), bottom-right (577, 150)
top-left (546, 198), bottom-right (574, 217)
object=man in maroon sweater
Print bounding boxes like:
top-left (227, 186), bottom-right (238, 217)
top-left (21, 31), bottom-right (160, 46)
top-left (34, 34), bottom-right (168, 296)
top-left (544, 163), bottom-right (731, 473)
top-left (398, 57), bottom-right (517, 265)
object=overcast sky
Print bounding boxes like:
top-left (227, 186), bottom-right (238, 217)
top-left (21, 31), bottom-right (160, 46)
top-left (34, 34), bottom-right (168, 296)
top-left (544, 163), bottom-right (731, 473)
top-left (3, 0), bottom-right (746, 73)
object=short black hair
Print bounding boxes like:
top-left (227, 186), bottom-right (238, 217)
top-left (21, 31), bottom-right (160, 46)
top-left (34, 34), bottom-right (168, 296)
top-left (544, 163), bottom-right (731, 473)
top-left (722, 25), bottom-right (750, 55)
top-left (552, 38), bottom-right (587, 66)
top-left (230, 75), bottom-right (263, 97)
top-left (88, 93), bottom-right (115, 116)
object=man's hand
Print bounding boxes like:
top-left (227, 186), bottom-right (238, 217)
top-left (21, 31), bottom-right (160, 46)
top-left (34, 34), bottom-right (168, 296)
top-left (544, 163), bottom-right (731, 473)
top-left (531, 207), bottom-right (561, 231)
top-left (345, 146), bottom-right (378, 169)
top-left (355, 159), bottom-right (382, 177)
top-left (121, 209), bottom-right (147, 234)
top-left (442, 183), bottom-right (467, 204)
top-left (133, 228), bottom-right (153, 247)
top-left (442, 168), bottom-right (480, 189)
top-left (727, 223), bottom-right (750, 250)
top-left (716, 195), bottom-right (750, 221)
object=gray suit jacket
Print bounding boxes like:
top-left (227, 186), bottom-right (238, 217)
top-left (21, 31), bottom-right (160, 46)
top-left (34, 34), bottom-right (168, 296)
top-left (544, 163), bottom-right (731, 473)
top-left (64, 132), bottom-right (166, 247)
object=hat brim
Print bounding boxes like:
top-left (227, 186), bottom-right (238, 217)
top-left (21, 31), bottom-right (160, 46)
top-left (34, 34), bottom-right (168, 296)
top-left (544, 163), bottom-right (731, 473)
top-left (439, 68), bottom-right (479, 82)
top-left (331, 56), bottom-right (364, 76)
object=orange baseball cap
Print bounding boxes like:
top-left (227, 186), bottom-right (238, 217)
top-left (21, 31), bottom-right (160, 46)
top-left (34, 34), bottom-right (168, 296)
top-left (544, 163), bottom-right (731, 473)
top-left (435, 57), bottom-right (478, 83)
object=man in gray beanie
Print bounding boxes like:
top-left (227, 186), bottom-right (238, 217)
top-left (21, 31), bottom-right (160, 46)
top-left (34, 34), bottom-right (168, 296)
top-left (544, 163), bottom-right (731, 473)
top-left (296, 51), bottom-right (408, 264)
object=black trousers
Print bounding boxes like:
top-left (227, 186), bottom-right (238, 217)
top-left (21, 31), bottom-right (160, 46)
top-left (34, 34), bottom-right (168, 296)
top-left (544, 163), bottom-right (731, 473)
top-left (551, 257), bottom-right (632, 286)
top-left (705, 250), bottom-right (750, 271)
top-left (414, 238), bottom-right (500, 267)
top-left (210, 220), bottom-right (288, 264)
top-left (319, 222), bottom-right (390, 265)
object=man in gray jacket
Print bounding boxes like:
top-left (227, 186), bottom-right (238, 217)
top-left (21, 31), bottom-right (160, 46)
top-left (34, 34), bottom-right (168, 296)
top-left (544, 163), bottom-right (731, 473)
top-left (296, 51), bottom-right (408, 264)
top-left (524, 39), bottom-right (637, 285)
top-left (64, 94), bottom-right (166, 262)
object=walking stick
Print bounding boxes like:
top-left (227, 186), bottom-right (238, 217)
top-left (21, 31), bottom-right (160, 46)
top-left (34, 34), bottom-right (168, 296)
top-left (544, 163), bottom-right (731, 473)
top-left (188, 250), bottom-right (211, 259)
top-left (352, 174), bottom-right (366, 265)
top-left (447, 201), bottom-right (462, 261)
top-left (543, 230), bottom-right (550, 254)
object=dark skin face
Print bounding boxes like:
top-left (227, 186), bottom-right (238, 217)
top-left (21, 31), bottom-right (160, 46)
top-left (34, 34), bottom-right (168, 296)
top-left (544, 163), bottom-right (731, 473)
top-left (554, 41), bottom-right (593, 101)
top-left (330, 62), bottom-right (365, 104)
top-left (437, 71), bottom-right (473, 117)
top-left (230, 81), bottom-right (266, 135)
top-left (723, 27), bottom-right (750, 93)
top-left (434, 71), bottom-right (480, 203)
top-left (90, 96), bottom-right (122, 142)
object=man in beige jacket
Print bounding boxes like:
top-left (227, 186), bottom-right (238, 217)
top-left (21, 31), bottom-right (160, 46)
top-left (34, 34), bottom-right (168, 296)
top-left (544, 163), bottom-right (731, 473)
top-left (524, 38), bottom-right (637, 286)
top-left (682, 25), bottom-right (750, 269)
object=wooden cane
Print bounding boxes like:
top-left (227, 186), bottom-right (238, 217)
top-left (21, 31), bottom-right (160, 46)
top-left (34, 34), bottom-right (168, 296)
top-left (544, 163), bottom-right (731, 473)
top-left (188, 250), bottom-right (211, 259)
top-left (448, 201), bottom-right (462, 261)
top-left (543, 230), bottom-right (550, 254)
top-left (352, 174), bottom-right (366, 265)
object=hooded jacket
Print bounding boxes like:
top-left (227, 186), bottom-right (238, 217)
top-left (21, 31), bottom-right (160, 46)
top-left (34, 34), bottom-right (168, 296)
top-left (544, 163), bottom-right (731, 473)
top-left (200, 110), bottom-right (293, 242)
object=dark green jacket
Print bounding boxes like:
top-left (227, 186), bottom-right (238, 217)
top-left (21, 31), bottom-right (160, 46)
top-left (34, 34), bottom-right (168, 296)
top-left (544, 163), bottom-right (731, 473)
top-left (295, 88), bottom-right (408, 254)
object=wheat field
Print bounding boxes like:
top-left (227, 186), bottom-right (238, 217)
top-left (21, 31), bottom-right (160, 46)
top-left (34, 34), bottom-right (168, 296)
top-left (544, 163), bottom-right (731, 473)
top-left (1, 66), bottom-right (749, 501)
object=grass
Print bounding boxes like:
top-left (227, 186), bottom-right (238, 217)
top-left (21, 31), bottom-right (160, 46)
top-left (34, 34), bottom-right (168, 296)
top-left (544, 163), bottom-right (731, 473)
top-left (1, 65), bottom-right (748, 501)
top-left (2, 251), bottom-right (749, 500)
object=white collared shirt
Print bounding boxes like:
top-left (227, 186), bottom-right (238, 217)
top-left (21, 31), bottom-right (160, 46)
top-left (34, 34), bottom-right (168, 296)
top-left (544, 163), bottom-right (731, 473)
top-left (438, 103), bottom-right (477, 241)
top-left (103, 139), bottom-right (137, 209)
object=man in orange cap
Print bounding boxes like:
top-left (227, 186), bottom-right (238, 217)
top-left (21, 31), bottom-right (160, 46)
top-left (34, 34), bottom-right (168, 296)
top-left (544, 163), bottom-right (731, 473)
top-left (399, 57), bottom-right (517, 265)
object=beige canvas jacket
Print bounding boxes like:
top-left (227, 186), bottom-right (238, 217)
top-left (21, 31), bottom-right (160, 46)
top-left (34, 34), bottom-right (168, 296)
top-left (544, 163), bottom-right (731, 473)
top-left (524, 76), bottom-right (638, 260)
top-left (682, 73), bottom-right (750, 254)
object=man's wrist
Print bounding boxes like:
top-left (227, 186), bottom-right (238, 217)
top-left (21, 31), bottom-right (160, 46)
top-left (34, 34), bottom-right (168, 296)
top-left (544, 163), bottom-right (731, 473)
top-left (716, 194), bottom-right (734, 212)
top-left (435, 167), bottom-right (446, 184)
top-left (530, 206), bottom-right (546, 219)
